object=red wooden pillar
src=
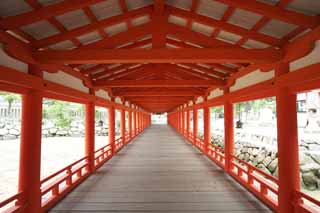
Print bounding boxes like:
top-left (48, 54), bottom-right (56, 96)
top-left (203, 103), bottom-right (210, 154)
top-left (276, 63), bottom-right (299, 213)
top-left (120, 108), bottom-right (125, 143)
top-left (177, 111), bottom-right (180, 132)
top-left (224, 88), bottom-right (234, 172)
top-left (137, 111), bottom-right (140, 132)
top-left (19, 89), bottom-right (43, 213)
top-left (133, 109), bottom-right (137, 136)
top-left (85, 100), bottom-right (95, 173)
top-left (182, 110), bottom-right (185, 135)
top-left (109, 105), bottom-right (115, 154)
top-left (193, 108), bottom-right (198, 144)
top-left (128, 110), bottom-right (132, 139)
top-left (186, 110), bottom-right (190, 137)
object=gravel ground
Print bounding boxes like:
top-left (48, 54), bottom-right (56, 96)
top-left (0, 136), bottom-right (108, 201)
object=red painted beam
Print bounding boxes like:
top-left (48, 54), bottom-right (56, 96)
top-left (167, 7), bottom-right (283, 46)
top-left (215, 0), bottom-right (319, 28)
top-left (32, 6), bottom-right (153, 48)
top-left (93, 79), bottom-right (224, 88)
top-left (0, 0), bottom-right (106, 29)
top-left (112, 89), bottom-right (204, 97)
top-left (33, 47), bottom-right (283, 64)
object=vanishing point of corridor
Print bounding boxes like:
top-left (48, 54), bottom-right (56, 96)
top-left (51, 125), bottom-right (270, 212)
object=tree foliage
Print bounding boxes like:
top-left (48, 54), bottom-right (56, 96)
top-left (43, 100), bottom-right (73, 128)
top-left (0, 92), bottom-right (20, 115)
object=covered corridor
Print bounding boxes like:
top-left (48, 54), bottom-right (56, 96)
top-left (0, 0), bottom-right (320, 212)
top-left (51, 125), bottom-right (270, 212)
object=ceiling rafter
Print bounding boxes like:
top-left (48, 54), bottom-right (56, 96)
top-left (236, 0), bottom-right (296, 47)
top-left (168, 6), bottom-right (283, 46)
top-left (119, 0), bottom-right (132, 28)
top-left (186, 0), bottom-right (200, 29)
top-left (82, 6), bottom-right (109, 38)
top-left (0, 0), bottom-right (106, 29)
top-left (32, 6), bottom-right (153, 48)
top-left (25, 0), bottom-right (82, 47)
top-left (152, 0), bottom-right (167, 48)
top-left (93, 79), bottom-right (224, 89)
top-left (112, 88), bottom-right (205, 97)
top-left (215, 0), bottom-right (319, 28)
top-left (33, 47), bottom-right (283, 64)
top-left (80, 23), bottom-right (152, 49)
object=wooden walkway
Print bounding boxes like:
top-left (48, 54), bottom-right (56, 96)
top-left (50, 125), bottom-right (271, 213)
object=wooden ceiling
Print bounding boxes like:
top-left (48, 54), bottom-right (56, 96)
top-left (0, 0), bottom-right (319, 112)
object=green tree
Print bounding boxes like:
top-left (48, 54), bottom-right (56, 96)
top-left (43, 100), bottom-right (72, 128)
top-left (0, 92), bottom-right (20, 116)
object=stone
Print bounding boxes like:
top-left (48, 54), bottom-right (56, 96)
top-left (42, 129), bottom-right (49, 136)
top-left (309, 144), bottom-right (320, 151)
top-left (0, 128), bottom-right (8, 136)
top-left (302, 172), bottom-right (319, 191)
top-left (252, 148), bottom-right (260, 156)
top-left (309, 152), bottom-right (320, 165)
top-left (262, 156), bottom-right (273, 167)
top-left (57, 129), bottom-right (68, 136)
top-left (49, 128), bottom-right (58, 135)
top-left (300, 163), bottom-right (320, 173)
top-left (273, 166), bottom-right (279, 178)
top-left (244, 153), bottom-right (250, 162)
top-left (238, 154), bottom-right (244, 160)
top-left (299, 153), bottom-right (314, 166)
top-left (267, 158), bottom-right (278, 173)
top-left (9, 128), bottom-right (19, 137)
top-left (252, 153), bottom-right (266, 166)
top-left (257, 163), bottom-right (271, 175)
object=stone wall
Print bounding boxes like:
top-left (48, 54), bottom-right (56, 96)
top-left (210, 131), bottom-right (320, 191)
top-left (0, 120), bottom-right (109, 139)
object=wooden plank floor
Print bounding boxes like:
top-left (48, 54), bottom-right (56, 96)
top-left (50, 125), bottom-right (271, 213)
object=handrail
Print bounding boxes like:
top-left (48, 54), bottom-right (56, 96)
top-left (229, 155), bottom-right (278, 210)
top-left (94, 144), bottom-right (112, 168)
top-left (294, 191), bottom-right (320, 212)
top-left (40, 156), bottom-right (89, 211)
top-left (206, 144), bottom-right (225, 168)
top-left (0, 192), bottom-right (24, 212)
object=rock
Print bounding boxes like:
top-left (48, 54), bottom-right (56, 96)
top-left (257, 164), bottom-right (271, 175)
top-left (300, 163), bottom-right (320, 173)
top-left (9, 128), bottom-right (20, 137)
top-left (56, 129), bottom-right (68, 136)
top-left (299, 153), bottom-right (314, 166)
top-left (238, 154), bottom-right (244, 160)
top-left (244, 153), bottom-right (250, 162)
top-left (252, 153), bottom-right (266, 166)
top-left (302, 172), bottom-right (319, 191)
top-left (267, 158), bottom-right (278, 173)
top-left (49, 128), bottom-right (58, 135)
top-left (262, 156), bottom-right (273, 167)
top-left (252, 148), bottom-right (260, 156)
top-left (42, 129), bottom-right (49, 136)
top-left (273, 166), bottom-right (279, 178)
top-left (0, 128), bottom-right (8, 136)
top-left (309, 152), bottom-right (320, 165)
top-left (249, 155), bottom-right (254, 161)
top-left (309, 144), bottom-right (320, 151)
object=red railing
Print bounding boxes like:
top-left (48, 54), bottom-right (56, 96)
top-left (125, 133), bottom-right (131, 143)
top-left (294, 191), bottom-right (320, 212)
top-left (94, 144), bottom-right (113, 168)
top-left (0, 192), bottom-right (24, 213)
top-left (206, 144), bottom-right (225, 168)
top-left (194, 137), bottom-right (204, 152)
top-left (229, 155), bottom-right (279, 210)
top-left (114, 137), bottom-right (124, 152)
top-left (40, 156), bottom-right (89, 211)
